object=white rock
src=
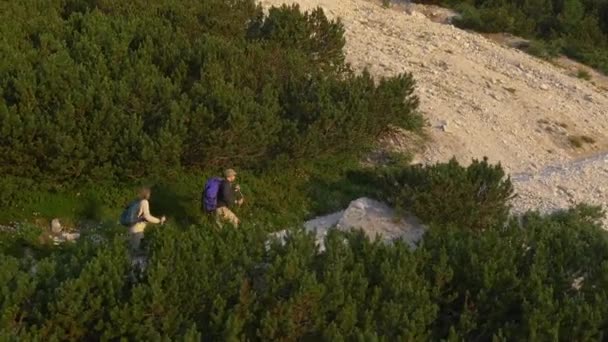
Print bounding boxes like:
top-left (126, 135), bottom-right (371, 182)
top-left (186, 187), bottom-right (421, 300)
top-left (271, 198), bottom-right (427, 252)
top-left (50, 218), bottom-right (62, 234)
top-left (336, 198), bottom-right (426, 249)
top-left (62, 232), bottom-right (80, 241)
top-left (572, 276), bottom-right (585, 290)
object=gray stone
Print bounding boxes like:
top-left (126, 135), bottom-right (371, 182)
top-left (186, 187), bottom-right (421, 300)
top-left (336, 198), bottom-right (426, 249)
top-left (270, 198), bottom-right (427, 252)
top-left (62, 232), bottom-right (80, 241)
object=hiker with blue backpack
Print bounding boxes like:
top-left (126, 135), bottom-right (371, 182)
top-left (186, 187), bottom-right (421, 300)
top-left (120, 187), bottom-right (166, 251)
top-left (202, 169), bottom-right (244, 227)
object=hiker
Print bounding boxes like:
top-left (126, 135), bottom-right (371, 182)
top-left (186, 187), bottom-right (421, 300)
top-left (202, 169), bottom-right (244, 227)
top-left (120, 187), bottom-right (166, 251)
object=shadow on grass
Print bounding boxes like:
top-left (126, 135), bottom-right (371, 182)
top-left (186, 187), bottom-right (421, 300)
top-left (78, 192), bottom-right (105, 221)
top-left (150, 183), bottom-right (201, 226)
top-left (305, 168), bottom-right (383, 217)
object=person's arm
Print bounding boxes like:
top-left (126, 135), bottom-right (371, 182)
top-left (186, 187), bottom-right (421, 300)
top-left (139, 199), bottom-right (162, 224)
top-left (235, 185), bottom-right (244, 205)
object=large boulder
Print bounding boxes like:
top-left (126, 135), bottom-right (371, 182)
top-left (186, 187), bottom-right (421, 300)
top-left (270, 198), bottom-right (427, 252)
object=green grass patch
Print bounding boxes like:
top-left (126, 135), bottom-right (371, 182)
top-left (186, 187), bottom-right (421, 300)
top-left (577, 68), bottom-right (592, 80)
top-left (569, 135), bottom-right (596, 148)
top-left (0, 156), bottom-right (383, 232)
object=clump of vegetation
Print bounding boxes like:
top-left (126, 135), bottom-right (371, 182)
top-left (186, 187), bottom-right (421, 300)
top-left (0, 0), bottom-right (422, 186)
top-left (0, 0), bottom-right (424, 225)
top-left (2, 164), bottom-right (608, 340)
top-left (3, 1), bottom-right (608, 340)
top-left (525, 39), bottom-right (562, 60)
top-left (537, 118), bottom-right (550, 125)
top-left (378, 157), bottom-right (514, 231)
top-left (569, 136), bottom-right (583, 148)
top-left (423, 0), bottom-right (608, 73)
top-left (577, 68), bottom-right (592, 80)
top-left (569, 134), bottom-right (596, 148)
top-left (582, 135), bottom-right (596, 144)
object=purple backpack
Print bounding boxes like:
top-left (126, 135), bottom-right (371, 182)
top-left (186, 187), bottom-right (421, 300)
top-left (202, 177), bottom-right (223, 212)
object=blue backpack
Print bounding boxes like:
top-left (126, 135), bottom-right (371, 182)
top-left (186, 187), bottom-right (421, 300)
top-left (120, 200), bottom-right (141, 226)
top-left (202, 177), bottom-right (223, 212)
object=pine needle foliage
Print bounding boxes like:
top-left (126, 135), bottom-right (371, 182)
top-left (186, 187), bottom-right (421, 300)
top-left (0, 0), bottom-right (422, 184)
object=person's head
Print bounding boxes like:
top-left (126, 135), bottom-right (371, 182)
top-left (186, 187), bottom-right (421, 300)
top-left (138, 187), bottom-right (152, 200)
top-left (224, 168), bottom-right (237, 183)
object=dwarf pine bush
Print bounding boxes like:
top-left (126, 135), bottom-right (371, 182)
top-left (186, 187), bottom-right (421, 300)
top-left (2, 206), bottom-right (608, 340)
top-left (0, 0), bottom-right (422, 185)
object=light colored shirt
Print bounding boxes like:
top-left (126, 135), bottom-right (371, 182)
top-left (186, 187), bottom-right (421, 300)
top-left (137, 199), bottom-right (161, 224)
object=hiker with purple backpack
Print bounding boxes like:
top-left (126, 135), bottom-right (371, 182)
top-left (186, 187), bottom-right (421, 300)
top-left (202, 169), bottom-right (244, 227)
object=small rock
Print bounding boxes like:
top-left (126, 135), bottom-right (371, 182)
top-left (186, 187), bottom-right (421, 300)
top-left (540, 84), bottom-right (549, 90)
top-left (51, 218), bottom-right (62, 234)
top-left (490, 93), bottom-right (502, 101)
top-left (62, 232), bottom-right (80, 241)
top-left (572, 276), bottom-right (585, 290)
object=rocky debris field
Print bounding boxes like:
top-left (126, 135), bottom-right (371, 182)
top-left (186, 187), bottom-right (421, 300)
top-left (511, 152), bottom-right (608, 224)
top-left (260, 0), bottom-right (608, 226)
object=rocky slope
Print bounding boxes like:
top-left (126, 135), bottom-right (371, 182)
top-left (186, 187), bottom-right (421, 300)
top-left (260, 0), bottom-right (608, 225)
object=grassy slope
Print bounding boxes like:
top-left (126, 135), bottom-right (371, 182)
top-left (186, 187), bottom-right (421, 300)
top-left (0, 155), bottom-right (386, 232)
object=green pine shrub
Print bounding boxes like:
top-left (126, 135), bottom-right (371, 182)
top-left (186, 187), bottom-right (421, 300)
top-left (379, 158), bottom-right (514, 231)
top-left (2, 205), bottom-right (608, 339)
top-left (0, 0), bottom-right (422, 184)
top-left (3, 0), bottom-right (608, 339)
top-left (247, 5), bottom-right (347, 74)
top-left (422, 204), bottom-right (608, 340)
top-left (439, 0), bottom-right (608, 73)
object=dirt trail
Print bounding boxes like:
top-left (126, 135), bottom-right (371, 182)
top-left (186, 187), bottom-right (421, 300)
top-left (259, 0), bottom-right (608, 225)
